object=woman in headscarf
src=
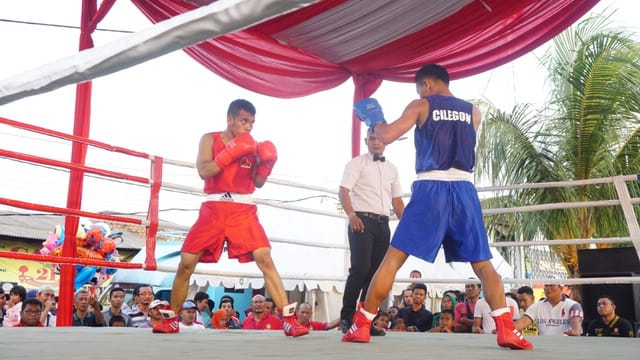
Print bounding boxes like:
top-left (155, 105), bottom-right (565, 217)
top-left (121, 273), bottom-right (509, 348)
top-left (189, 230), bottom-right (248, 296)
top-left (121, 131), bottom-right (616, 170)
top-left (432, 291), bottom-right (458, 328)
top-left (211, 309), bottom-right (229, 329)
top-left (217, 296), bottom-right (241, 329)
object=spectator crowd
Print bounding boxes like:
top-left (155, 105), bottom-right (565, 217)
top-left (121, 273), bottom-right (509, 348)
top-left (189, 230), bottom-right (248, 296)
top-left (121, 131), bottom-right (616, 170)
top-left (1, 279), bottom-right (638, 339)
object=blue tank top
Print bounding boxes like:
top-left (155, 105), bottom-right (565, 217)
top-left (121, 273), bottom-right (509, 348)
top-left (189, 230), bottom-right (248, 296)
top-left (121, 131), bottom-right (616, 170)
top-left (415, 95), bottom-right (476, 173)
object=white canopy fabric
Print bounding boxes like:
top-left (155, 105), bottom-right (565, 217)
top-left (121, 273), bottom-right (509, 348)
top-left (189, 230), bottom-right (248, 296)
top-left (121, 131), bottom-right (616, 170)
top-left (0, 0), bottom-right (316, 105)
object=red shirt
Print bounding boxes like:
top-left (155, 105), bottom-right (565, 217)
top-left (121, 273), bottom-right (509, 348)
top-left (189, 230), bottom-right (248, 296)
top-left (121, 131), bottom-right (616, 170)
top-left (301, 320), bottom-right (328, 331)
top-left (204, 132), bottom-right (256, 194)
top-left (13, 322), bottom-right (44, 327)
top-left (241, 313), bottom-right (283, 330)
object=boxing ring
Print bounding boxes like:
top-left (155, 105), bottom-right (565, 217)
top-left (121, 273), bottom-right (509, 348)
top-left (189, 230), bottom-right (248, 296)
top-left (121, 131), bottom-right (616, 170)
top-left (1, 328), bottom-right (637, 359)
top-left (2, 113), bottom-right (640, 320)
top-left (1, 1), bottom-right (638, 355)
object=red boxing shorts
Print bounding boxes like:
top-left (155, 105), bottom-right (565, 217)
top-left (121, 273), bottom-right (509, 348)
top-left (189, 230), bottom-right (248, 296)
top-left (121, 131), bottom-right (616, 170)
top-left (391, 179), bottom-right (492, 263)
top-left (182, 201), bottom-right (270, 263)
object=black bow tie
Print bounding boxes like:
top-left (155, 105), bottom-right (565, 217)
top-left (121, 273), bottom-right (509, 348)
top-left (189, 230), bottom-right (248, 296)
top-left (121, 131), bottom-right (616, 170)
top-left (373, 155), bottom-right (385, 162)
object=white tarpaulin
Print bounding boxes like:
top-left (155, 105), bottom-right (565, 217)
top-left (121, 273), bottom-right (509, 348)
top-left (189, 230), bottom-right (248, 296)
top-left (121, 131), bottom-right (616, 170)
top-left (0, 0), bottom-right (316, 105)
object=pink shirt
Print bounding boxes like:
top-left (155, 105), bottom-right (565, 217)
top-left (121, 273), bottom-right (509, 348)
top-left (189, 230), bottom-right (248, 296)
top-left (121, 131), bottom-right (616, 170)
top-left (4, 302), bottom-right (22, 328)
top-left (454, 300), bottom-right (476, 324)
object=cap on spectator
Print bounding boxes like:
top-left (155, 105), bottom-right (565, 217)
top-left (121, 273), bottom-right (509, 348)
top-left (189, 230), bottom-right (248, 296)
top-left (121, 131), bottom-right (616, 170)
top-left (149, 300), bottom-right (169, 309)
top-left (108, 231), bottom-right (124, 240)
top-left (220, 295), bottom-right (234, 305)
top-left (545, 275), bottom-right (565, 287)
top-left (182, 300), bottom-right (197, 310)
top-left (39, 285), bottom-right (55, 295)
top-left (27, 289), bottom-right (38, 299)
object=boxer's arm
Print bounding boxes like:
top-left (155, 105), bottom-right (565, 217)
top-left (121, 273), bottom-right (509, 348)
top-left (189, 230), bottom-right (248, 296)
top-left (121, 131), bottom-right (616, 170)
top-left (253, 166), bottom-right (267, 188)
top-left (374, 98), bottom-right (429, 144)
top-left (196, 133), bottom-right (222, 180)
top-left (215, 132), bottom-right (256, 168)
top-left (254, 141), bottom-right (277, 187)
top-left (472, 105), bottom-right (482, 131)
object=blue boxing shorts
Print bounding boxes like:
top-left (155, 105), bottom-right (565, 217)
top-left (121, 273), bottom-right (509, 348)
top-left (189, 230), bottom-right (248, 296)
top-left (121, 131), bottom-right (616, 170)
top-left (391, 179), bottom-right (492, 263)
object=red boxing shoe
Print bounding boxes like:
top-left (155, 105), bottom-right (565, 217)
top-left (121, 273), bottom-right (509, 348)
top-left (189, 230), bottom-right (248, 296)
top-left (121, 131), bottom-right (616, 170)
top-left (152, 307), bottom-right (180, 334)
top-left (342, 310), bottom-right (372, 343)
top-left (493, 311), bottom-right (532, 350)
top-left (281, 302), bottom-right (309, 337)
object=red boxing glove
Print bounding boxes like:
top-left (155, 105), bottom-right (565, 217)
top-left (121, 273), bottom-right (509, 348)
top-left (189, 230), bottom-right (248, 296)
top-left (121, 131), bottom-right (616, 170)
top-left (256, 140), bottom-right (277, 178)
top-left (214, 132), bottom-right (256, 168)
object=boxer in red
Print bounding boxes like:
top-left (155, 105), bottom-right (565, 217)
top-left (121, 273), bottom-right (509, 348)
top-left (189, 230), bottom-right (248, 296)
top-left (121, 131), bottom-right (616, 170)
top-left (153, 99), bottom-right (308, 337)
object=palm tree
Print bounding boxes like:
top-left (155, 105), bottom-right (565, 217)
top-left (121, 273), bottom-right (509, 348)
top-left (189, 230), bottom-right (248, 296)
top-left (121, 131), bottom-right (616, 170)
top-left (475, 12), bottom-right (640, 283)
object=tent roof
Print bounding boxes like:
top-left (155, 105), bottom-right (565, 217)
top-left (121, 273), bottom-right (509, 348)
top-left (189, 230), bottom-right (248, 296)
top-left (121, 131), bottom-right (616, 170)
top-left (0, 211), bottom-right (146, 250)
top-left (132, 0), bottom-right (598, 98)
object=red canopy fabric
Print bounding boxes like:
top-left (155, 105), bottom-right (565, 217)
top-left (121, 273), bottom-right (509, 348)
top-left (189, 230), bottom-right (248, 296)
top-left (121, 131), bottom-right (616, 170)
top-left (131, 0), bottom-right (598, 156)
top-left (132, 0), bottom-right (598, 98)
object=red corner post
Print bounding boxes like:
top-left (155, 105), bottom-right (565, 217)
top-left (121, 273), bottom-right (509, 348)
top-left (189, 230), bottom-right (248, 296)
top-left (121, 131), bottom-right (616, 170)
top-left (351, 74), bottom-right (382, 158)
top-left (57, 0), bottom-right (116, 326)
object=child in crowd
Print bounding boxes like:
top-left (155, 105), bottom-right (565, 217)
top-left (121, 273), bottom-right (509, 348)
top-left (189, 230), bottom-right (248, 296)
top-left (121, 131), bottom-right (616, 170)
top-left (371, 311), bottom-right (390, 336)
top-left (109, 315), bottom-right (127, 327)
top-left (390, 318), bottom-right (407, 331)
top-left (429, 309), bottom-right (454, 333)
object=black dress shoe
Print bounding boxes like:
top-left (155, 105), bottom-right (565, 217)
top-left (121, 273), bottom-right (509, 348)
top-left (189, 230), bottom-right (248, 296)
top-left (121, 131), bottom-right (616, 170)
top-left (339, 319), bottom-right (352, 334)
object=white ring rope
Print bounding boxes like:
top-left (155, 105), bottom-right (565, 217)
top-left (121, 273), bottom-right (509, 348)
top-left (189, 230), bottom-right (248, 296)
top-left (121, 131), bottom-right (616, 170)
top-left (491, 237), bottom-right (632, 247)
top-left (120, 160), bottom-right (640, 286)
top-left (158, 159), bottom-right (640, 247)
top-left (476, 174), bottom-right (639, 192)
top-left (156, 262), bottom-right (640, 286)
top-left (5, 143), bottom-right (638, 286)
top-left (158, 158), bottom-right (640, 244)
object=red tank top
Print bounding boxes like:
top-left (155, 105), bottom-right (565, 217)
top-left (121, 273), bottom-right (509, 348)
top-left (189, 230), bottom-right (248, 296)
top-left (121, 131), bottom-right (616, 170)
top-left (203, 132), bottom-right (256, 194)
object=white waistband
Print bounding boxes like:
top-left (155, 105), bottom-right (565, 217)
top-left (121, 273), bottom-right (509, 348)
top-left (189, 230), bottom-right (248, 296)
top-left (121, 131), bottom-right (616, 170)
top-left (416, 169), bottom-right (473, 182)
top-left (205, 192), bottom-right (253, 204)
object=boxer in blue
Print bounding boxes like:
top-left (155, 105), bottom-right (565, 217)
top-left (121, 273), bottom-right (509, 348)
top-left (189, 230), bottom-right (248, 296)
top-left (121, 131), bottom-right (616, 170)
top-left (343, 64), bottom-right (532, 350)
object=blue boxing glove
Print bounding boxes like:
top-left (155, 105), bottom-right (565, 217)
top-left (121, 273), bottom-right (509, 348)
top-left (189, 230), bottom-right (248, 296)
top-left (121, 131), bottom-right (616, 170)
top-left (354, 98), bottom-right (387, 128)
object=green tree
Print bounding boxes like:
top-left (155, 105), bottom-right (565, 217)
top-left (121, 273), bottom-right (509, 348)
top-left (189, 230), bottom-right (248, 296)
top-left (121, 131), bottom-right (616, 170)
top-left (476, 13), bottom-right (640, 281)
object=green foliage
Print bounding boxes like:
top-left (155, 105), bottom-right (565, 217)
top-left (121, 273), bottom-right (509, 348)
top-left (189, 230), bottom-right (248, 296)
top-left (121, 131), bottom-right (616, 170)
top-left (476, 12), bottom-right (640, 276)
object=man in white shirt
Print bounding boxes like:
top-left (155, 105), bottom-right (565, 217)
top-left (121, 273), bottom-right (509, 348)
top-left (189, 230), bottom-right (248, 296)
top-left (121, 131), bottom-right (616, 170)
top-left (338, 128), bottom-right (405, 333)
top-left (36, 285), bottom-right (57, 327)
top-left (515, 283), bottom-right (583, 336)
top-left (473, 295), bottom-right (520, 334)
top-left (180, 300), bottom-right (205, 330)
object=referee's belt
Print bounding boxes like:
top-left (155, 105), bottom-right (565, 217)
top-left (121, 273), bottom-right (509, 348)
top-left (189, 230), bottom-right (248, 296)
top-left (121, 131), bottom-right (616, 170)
top-left (355, 211), bottom-right (389, 223)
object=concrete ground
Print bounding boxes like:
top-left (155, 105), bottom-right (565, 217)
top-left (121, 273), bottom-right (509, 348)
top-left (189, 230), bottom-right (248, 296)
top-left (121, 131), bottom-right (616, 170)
top-left (1, 328), bottom-right (637, 360)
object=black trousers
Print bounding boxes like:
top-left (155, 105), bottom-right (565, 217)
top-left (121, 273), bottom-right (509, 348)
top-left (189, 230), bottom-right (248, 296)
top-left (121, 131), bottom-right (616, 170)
top-left (340, 214), bottom-right (390, 320)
